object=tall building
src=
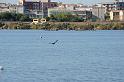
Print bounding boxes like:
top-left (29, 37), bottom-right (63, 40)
top-left (19, 0), bottom-right (57, 18)
top-left (92, 5), bottom-right (106, 21)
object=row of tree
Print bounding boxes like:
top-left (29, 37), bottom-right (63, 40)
top-left (1, 22), bottom-right (124, 30)
top-left (0, 12), bottom-right (109, 22)
top-left (46, 13), bottom-right (85, 22)
top-left (0, 12), bottom-right (31, 21)
top-left (0, 12), bottom-right (85, 22)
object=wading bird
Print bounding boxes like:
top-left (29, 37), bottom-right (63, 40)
top-left (49, 40), bottom-right (58, 45)
top-left (0, 66), bottom-right (4, 70)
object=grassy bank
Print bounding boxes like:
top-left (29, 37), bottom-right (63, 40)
top-left (0, 22), bottom-right (124, 30)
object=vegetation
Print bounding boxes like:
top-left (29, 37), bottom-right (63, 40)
top-left (105, 12), bottom-right (110, 21)
top-left (0, 12), bottom-right (31, 21)
top-left (0, 12), bottom-right (124, 30)
top-left (46, 13), bottom-right (84, 22)
top-left (0, 22), bottom-right (124, 30)
top-left (0, 22), bottom-right (4, 28)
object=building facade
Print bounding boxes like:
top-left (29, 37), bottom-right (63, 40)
top-left (92, 5), bottom-right (106, 21)
top-left (110, 10), bottom-right (124, 21)
top-left (102, 0), bottom-right (124, 12)
top-left (0, 3), bottom-right (18, 13)
top-left (32, 0), bottom-right (51, 2)
top-left (48, 7), bottom-right (92, 21)
top-left (0, 3), bottom-right (9, 13)
top-left (19, 0), bottom-right (51, 4)
top-left (19, 0), bottom-right (57, 18)
top-left (16, 5), bottom-right (24, 14)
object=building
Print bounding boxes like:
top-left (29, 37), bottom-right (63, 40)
top-left (58, 4), bottom-right (78, 9)
top-left (102, 0), bottom-right (124, 12)
top-left (75, 6), bottom-right (92, 11)
top-left (16, 5), bottom-right (24, 14)
top-left (110, 10), bottom-right (124, 21)
top-left (19, 0), bottom-right (57, 18)
top-left (32, 0), bottom-right (51, 2)
top-left (0, 3), bottom-right (18, 13)
top-left (48, 3), bottom-right (92, 21)
top-left (0, 3), bottom-right (9, 13)
top-left (9, 4), bottom-right (17, 13)
top-left (0, 0), bottom-right (58, 20)
top-left (19, 0), bottom-right (51, 4)
top-left (58, 4), bottom-right (91, 10)
top-left (48, 7), bottom-right (92, 21)
top-left (92, 4), bottom-right (106, 21)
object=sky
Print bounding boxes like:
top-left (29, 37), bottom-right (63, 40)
top-left (0, 0), bottom-right (114, 5)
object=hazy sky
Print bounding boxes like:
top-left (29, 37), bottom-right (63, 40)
top-left (0, 0), bottom-right (114, 5)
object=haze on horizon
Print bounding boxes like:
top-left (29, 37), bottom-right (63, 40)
top-left (0, 0), bottom-right (114, 5)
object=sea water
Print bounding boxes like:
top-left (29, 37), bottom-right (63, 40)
top-left (0, 30), bottom-right (124, 82)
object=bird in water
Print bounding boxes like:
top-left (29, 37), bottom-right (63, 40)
top-left (0, 66), bottom-right (4, 70)
top-left (49, 40), bottom-right (58, 45)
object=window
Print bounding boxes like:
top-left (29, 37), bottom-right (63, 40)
top-left (113, 12), bottom-right (119, 16)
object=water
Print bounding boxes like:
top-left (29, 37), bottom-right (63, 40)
top-left (0, 30), bottom-right (124, 82)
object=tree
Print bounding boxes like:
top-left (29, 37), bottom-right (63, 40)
top-left (16, 13), bottom-right (24, 21)
top-left (0, 12), bottom-right (31, 22)
top-left (11, 13), bottom-right (17, 21)
top-left (49, 13), bottom-right (84, 22)
top-left (105, 12), bottom-right (110, 21)
top-left (19, 15), bottom-right (30, 21)
top-left (2, 12), bottom-right (12, 20)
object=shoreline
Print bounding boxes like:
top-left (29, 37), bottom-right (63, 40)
top-left (0, 21), bottom-right (124, 30)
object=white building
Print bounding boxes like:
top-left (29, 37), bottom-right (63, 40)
top-left (75, 7), bottom-right (92, 11)
top-left (92, 4), bottom-right (106, 20)
top-left (16, 5), bottom-right (24, 14)
top-left (0, 3), bottom-right (18, 13)
top-left (0, 3), bottom-right (9, 13)
top-left (110, 10), bottom-right (124, 21)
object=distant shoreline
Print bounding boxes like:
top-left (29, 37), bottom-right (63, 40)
top-left (0, 21), bottom-right (124, 30)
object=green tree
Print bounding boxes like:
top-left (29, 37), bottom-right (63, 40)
top-left (16, 13), bottom-right (24, 21)
top-left (19, 15), bottom-right (30, 21)
top-left (105, 12), bottom-right (110, 21)
top-left (11, 13), bottom-right (17, 21)
top-left (0, 12), bottom-right (31, 21)
top-left (49, 13), bottom-right (84, 22)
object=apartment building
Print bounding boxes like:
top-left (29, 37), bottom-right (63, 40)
top-left (110, 10), bottom-right (124, 21)
top-left (0, 3), bottom-right (18, 13)
top-left (19, 0), bottom-right (57, 18)
top-left (92, 4), bottom-right (106, 20)
top-left (102, 0), bottom-right (124, 12)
